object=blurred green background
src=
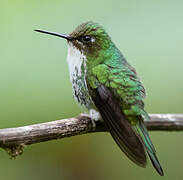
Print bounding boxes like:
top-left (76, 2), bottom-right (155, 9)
top-left (1, 0), bottom-right (183, 179)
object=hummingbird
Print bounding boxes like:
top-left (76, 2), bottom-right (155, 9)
top-left (35, 21), bottom-right (164, 176)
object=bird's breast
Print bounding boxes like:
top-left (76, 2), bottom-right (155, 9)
top-left (67, 43), bottom-right (92, 108)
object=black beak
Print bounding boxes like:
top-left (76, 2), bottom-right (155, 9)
top-left (34, 29), bottom-right (72, 40)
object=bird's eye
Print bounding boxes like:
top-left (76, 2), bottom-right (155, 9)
top-left (79, 35), bottom-right (92, 43)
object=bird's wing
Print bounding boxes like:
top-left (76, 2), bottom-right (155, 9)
top-left (106, 63), bottom-right (163, 175)
top-left (87, 63), bottom-right (163, 175)
top-left (92, 85), bottom-right (147, 167)
top-left (86, 64), bottom-right (147, 167)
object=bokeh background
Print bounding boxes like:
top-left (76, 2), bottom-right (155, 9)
top-left (1, 0), bottom-right (183, 179)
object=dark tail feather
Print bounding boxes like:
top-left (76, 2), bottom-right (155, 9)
top-left (136, 115), bottom-right (164, 176)
top-left (148, 151), bottom-right (164, 176)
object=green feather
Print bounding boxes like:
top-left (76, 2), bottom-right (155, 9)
top-left (67, 21), bottom-right (164, 175)
top-left (134, 113), bottom-right (164, 176)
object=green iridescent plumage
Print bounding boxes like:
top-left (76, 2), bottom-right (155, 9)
top-left (78, 23), bottom-right (146, 120)
top-left (35, 21), bottom-right (164, 176)
top-left (83, 22), bottom-right (163, 175)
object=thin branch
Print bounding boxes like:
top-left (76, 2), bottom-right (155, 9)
top-left (0, 114), bottom-right (183, 157)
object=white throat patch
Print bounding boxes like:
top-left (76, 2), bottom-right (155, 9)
top-left (67, 43), bottom-right (86, 81)
top-left (66, 42), bottom-right (98, 117)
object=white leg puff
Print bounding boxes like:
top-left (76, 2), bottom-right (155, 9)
top-left (89, 109), bottom-right (101, 121)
